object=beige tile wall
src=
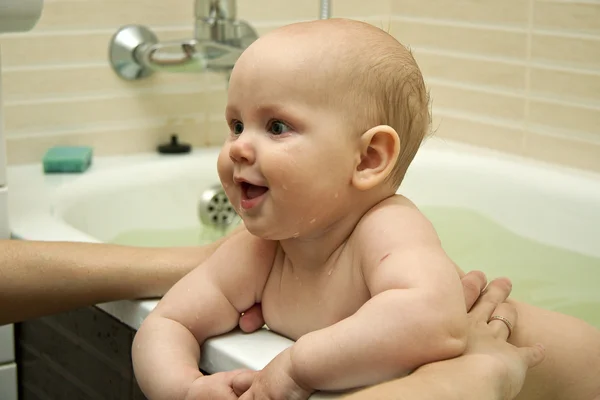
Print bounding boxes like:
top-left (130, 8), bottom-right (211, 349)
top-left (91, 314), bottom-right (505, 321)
top-left (391, 0), bottom-right (600, 171)
top-left (0, 0), bottom-right (389, 164)
top-left (2, 0), bottom-right (599, 173)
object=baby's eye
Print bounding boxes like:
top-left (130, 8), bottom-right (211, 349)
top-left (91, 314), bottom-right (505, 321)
top-left (268, 120), bottom-right (291, 135)
top-left (232, 121), bottom-right (244, 135)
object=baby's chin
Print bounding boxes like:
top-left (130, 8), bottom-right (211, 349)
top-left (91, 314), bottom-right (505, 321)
top-left (241, 219), bottom-right (276, 240)
top-left (243, 221), bottom-right (298, 241)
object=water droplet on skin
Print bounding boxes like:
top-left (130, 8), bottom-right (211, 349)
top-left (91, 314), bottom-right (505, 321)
top-left (283, 185), bottom-right (288, 190)
top-left (292, 232), bottom-right (299, 238)
top-left (334, 192), bottom-right (339, 198)
top-left (223, 183), bottom-right (229, 188)
top-left (309, 218), bottom-right (316, 224)
top-left (328, 269), bottom-right (333, 276)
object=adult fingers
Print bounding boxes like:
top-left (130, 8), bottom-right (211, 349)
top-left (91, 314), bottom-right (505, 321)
top-left (462, 270), bottom-right (488, 311)
top-left (517, 343), bottom-right (546, 368)
top-left (487, 301), bottom-right (517, 341)
top-left (232, 370), bottom-right (256, 397)
top-left (239, 304), bottom-right (265, 333)
top-left (470, 277), bottom-right (513, 322)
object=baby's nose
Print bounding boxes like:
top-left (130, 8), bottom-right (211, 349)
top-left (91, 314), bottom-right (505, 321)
top-left (229, 138), bottom-right (255, 164)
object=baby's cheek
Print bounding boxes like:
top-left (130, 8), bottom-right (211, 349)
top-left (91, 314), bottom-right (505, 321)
top-left (217, 151), bottom-right (232, 180)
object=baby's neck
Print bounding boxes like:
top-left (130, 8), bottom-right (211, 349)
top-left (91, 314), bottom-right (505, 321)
top-left (278, 220), bottom-right (354, 272)
top-left (277, 195), bottom-right (379, 271)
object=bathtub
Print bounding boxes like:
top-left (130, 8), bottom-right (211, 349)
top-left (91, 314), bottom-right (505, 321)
top-left (7, 138), bottom-right (600, 396)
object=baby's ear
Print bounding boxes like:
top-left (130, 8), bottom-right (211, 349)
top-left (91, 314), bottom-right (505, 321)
top-left (352, 125), bottom-right (400, 191)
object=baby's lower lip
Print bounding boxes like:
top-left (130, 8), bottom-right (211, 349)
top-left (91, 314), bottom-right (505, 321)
top-left (240, 191), bottom-right (267, 210)
top-left (240, 182), bottom-right (269, 210)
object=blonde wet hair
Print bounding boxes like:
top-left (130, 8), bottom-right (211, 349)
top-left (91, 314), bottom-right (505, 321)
top-left (260, 19), bottom-right (431, 188)
top-left (326, 19), bottom-right (431, 188)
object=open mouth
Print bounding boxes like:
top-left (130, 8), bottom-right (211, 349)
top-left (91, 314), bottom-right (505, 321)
top-left (241, 182), bottom-right (269, 200)
top-left (240, 182), bottom-right (269, 210)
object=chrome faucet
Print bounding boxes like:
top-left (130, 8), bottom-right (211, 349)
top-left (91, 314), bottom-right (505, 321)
top-left (108, 0), bottom-right (258, 80)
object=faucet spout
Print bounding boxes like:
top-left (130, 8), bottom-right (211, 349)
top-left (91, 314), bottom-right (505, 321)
top-left (194, 0), bottom-right (247, 46)
top-left (195, 0), bottom-right (236, 22)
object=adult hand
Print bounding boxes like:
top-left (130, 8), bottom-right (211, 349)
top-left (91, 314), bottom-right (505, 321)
top-left (232, 348), bottom-right (313, 400)
top-left (183, 370), bottom-right (255, 400)
top-left (438, 272), bottom-right (546, 399)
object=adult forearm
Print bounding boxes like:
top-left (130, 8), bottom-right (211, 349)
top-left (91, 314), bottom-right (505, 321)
top-left (290, 290), bottom-right (467, 391)
top-left (0, 239), bottom-right (222, 324)
top-left (342, 354), bottom-right (510, 400)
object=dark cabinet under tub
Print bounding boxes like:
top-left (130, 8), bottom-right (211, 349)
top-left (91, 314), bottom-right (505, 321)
top-left (15, 306), bottom-right (146, 400)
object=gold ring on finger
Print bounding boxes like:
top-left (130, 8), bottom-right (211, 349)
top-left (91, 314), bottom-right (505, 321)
top-left (488, 315), bottom-right (513, 339)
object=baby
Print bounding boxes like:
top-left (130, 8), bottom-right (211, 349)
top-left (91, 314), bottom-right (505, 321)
top-left (132, 19), bottom-right (600, 400)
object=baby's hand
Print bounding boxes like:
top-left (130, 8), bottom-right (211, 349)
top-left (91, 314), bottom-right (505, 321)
top-left (235, 349), bottom-right (313, 400)
top-left (184, 369), bottom-right (254, 400)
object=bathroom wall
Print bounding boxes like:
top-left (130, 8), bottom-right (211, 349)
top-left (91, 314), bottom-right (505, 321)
top-left (1, 0), bottom-right (599, 173)
top-left (391, 0), bottom-right (600, 172)
top-left (0, 0), bottom-right (388, 165)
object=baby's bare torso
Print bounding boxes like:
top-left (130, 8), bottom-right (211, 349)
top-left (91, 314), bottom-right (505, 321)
top-left (256, 229), bottom-right (600, 400)
top-left (261, 240), bottom-right (370, 341)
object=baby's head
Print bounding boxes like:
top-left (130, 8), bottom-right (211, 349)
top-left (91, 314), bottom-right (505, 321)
top-left (218, 19), bottom-right (430, 238)
top-left (281, 18), bottom-right (430, 188)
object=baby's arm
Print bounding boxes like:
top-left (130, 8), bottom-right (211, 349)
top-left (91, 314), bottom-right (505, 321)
top-left (132, 229), bottom-right (276, 400)
top-left (288, 199), bottom-right (468, 391)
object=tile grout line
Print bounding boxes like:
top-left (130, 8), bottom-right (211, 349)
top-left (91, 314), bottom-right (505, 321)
top-left (522, 0), bottom-right (535, 153)
top-left (390, 14), bottom-right (528, 33)
top-left (3, 112), bottom-right (206, 139)
top-left (433, 108), bottom-right (600, 146)
top-left (411, 46), bottom-right (600, 76)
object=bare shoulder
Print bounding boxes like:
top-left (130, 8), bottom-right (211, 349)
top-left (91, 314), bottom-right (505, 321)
top-left (351, 195), bottom-right (460, 294)
top-left (353, 194), bottom-right (439, 249)
top-left (219, 226), bottom-right (278, 264)
top-left (205, 227), bottom-right (278, 304)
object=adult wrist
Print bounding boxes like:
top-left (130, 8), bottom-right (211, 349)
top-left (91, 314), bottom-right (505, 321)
top-left (416, 354), bottom-right (508, 400)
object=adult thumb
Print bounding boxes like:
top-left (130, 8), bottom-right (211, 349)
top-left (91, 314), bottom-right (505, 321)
top-left (232, 370), bottom-right (255, 396)
top-left (518, 343), bottom-right (545, 368)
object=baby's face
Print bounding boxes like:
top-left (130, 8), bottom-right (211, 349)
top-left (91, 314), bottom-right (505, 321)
top-left (217, 35), bottom-right (358, 240)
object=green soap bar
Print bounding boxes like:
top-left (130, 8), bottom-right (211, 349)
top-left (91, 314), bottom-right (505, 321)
top-left (42, 146), bottom-right (93, 173)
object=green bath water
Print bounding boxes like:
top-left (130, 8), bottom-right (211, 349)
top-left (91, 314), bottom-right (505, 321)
top-left (422, 207), bottom-right (600, 329)
top-left (110, 207), bottom-right (600, 328)
top-left (110, 223), bottom-right (240, 248)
